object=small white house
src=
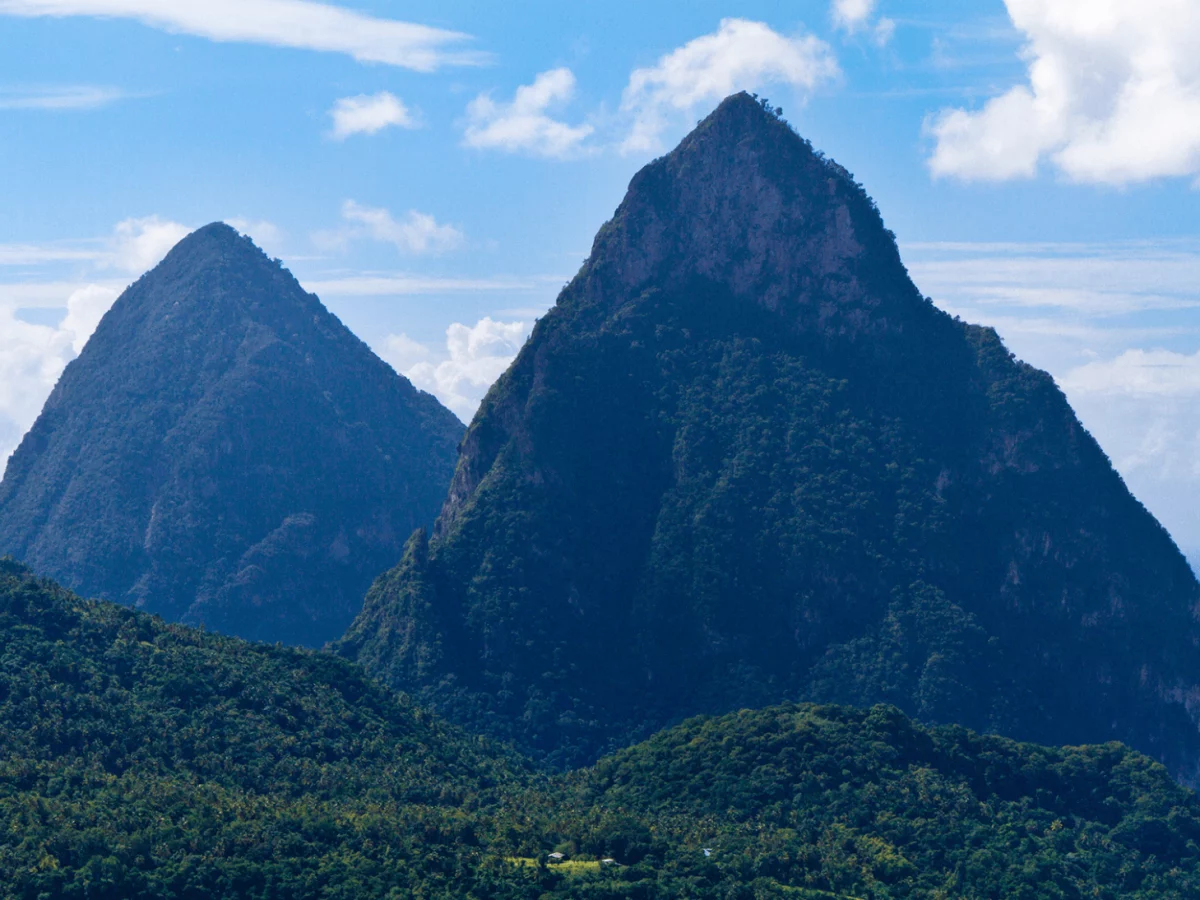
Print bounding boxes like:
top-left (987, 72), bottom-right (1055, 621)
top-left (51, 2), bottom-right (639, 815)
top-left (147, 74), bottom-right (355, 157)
top-left (548, 852), bottom-right (565, 862)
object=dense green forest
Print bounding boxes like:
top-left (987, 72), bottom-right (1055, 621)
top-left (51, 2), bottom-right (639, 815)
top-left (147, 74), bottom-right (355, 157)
top-left (0, 558), bottom-right (523, 898)
top-left (3, 560), bottom-right (1199, 899)
top-left (0, 222), bottom-right (462, 648)
top-left (338, 92), bottom-right (1200, 774)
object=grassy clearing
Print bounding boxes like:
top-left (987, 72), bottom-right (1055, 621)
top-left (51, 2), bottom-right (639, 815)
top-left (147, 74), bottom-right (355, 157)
top-left (504, 858), bottom-right (612, 874)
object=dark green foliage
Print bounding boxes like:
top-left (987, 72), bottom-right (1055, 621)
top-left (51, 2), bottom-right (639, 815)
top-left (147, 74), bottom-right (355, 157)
top-left (2, 561), bottom-right (1198, 898)
top-left (0, 224), bottom-right (463, 646)
top-left (529, 704), bottom-right (1200, 899)
top-left (0, 558), bottom-right (528, 899)
top-left (338, 92), bottom-right (1200, 775)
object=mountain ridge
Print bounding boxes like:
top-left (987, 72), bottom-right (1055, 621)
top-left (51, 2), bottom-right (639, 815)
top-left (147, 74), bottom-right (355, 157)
top-left (0, 223), bottom-right (464, 646)
top-left (339, 92), bottom-right (1200, 777)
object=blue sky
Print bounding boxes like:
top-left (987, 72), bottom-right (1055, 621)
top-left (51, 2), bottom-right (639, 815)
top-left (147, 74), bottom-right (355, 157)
top-left (1, 0), bottom-right (1198, 555)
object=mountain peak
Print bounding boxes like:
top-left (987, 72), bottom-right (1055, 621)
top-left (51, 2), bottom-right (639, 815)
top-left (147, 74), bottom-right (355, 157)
top-left (189, 220), bottom-right (243, 241)
top-left (95, 222), bottom-right (317, 352)
top-left (153, 221), bottom-right (276, 280)
top-left (696, 89), bottom-right (789, 132)
top-left (0, 224), bottom-right (464, 646)
top-left (342, 95), bottom-right (1200, 779)
top-left (574, 92), bottom-right (917, 342)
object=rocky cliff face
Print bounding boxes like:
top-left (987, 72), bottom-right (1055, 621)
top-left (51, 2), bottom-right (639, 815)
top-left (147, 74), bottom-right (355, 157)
top-left (0, 224), bottom-right (464, 646)
top-left (337, 93), bottom-right (1200, 777)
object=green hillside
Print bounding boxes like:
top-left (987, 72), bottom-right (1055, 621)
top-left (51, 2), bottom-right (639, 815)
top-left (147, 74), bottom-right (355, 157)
top-left (3, 560), bottom-right (1199, 898)
top-left (534, 704), bottom-right (1200, 899)
top-left (0, 558), bottom-right (523, 899)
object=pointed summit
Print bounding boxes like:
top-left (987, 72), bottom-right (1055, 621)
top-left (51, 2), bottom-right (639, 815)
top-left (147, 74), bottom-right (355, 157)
top-left (0, 225), bottom-right (464, 646)
top-left (571, 91), bottom-right (920, 345)
top-left (339, 95), bottom-right (1200, 778)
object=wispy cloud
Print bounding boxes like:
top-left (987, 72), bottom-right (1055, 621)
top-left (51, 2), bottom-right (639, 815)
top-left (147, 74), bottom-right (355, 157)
top-left (906, 240), bottom-right (1200, 317)
top-left (1063, 349), bottom-right (1200, 399)
top-left (0, 0), bottom-right (486, 71)
top-left (0, 243), bottom-right (106, 265)
top-left (302, 273), bottom-right (546, 297)
top-left (831, 0), bottom-right (894, 46)
top-left (463, 68), bottom-right (594, 159)
top-left (0, 216), bottom-right (189, 276)
top-left (329, 92), bottom-right (417, 140)
top-left (318, 201), bottom-right (464, 256)
top-left (0, 84), bottom-right (129, 110)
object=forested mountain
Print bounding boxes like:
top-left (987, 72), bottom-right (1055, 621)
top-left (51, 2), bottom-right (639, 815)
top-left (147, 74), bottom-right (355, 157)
top-left (3, 560), bottom-right (1197, 899)
top-left (337, 93), bottom-right (1200, 777)
top-left (0, 223), bottom-right (463, 646)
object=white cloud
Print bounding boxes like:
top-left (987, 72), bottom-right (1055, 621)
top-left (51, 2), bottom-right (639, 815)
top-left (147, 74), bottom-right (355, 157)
top-left (60, 283), bottom-right (119, 353)
top-left (377, 332), bottom-right (431, 373)
top-left (832, 0), bottom-right (875, 29)
top-left (1062, 371), bottom-right (1200, 551)
top-left (0, 280), bottom-right (124, 307)
top-left (403, 317), bottom-right (531, 421)
top-left (463, 68), bottom-right (594, 159)
top-left (110, 216), bottom-right (190, 274)
top-left (0, 310), bottom-right (67, 474)
top-left (0, 283), bottom-right (120, 475)
top-left (620, 18), bottom-right (840, 154)
top-left (0, 217), bottom-right (188, 278)
top-left (1062, 349), bottom-right (1200, 398)
top-left (329, 92), bottom-right (417, 140)
top-left (831, 0), bottom-right (894, 45)
top-left (331, 201), bottom-right (464, 255)
top-left (928, 0), bottom-right (1200, 184)
top-left (0, 0), bottom-right (483, 71)
top-left (226, 218), bottom-right (284, 256)
top-left (0, 84), bottom-right (127, 110)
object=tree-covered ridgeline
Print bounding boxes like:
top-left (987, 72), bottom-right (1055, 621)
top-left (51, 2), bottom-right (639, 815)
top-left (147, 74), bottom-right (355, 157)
top-left (3, 560), bottom-right (1200, 899)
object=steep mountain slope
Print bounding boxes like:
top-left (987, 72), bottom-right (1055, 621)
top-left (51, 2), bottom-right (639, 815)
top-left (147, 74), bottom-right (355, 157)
top-left (338, 93), bottom-right (1200, 776)
top-left (0, 224), bottom-right (463, 646)
top-left (3, 561), bottom-right (1197, 899)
